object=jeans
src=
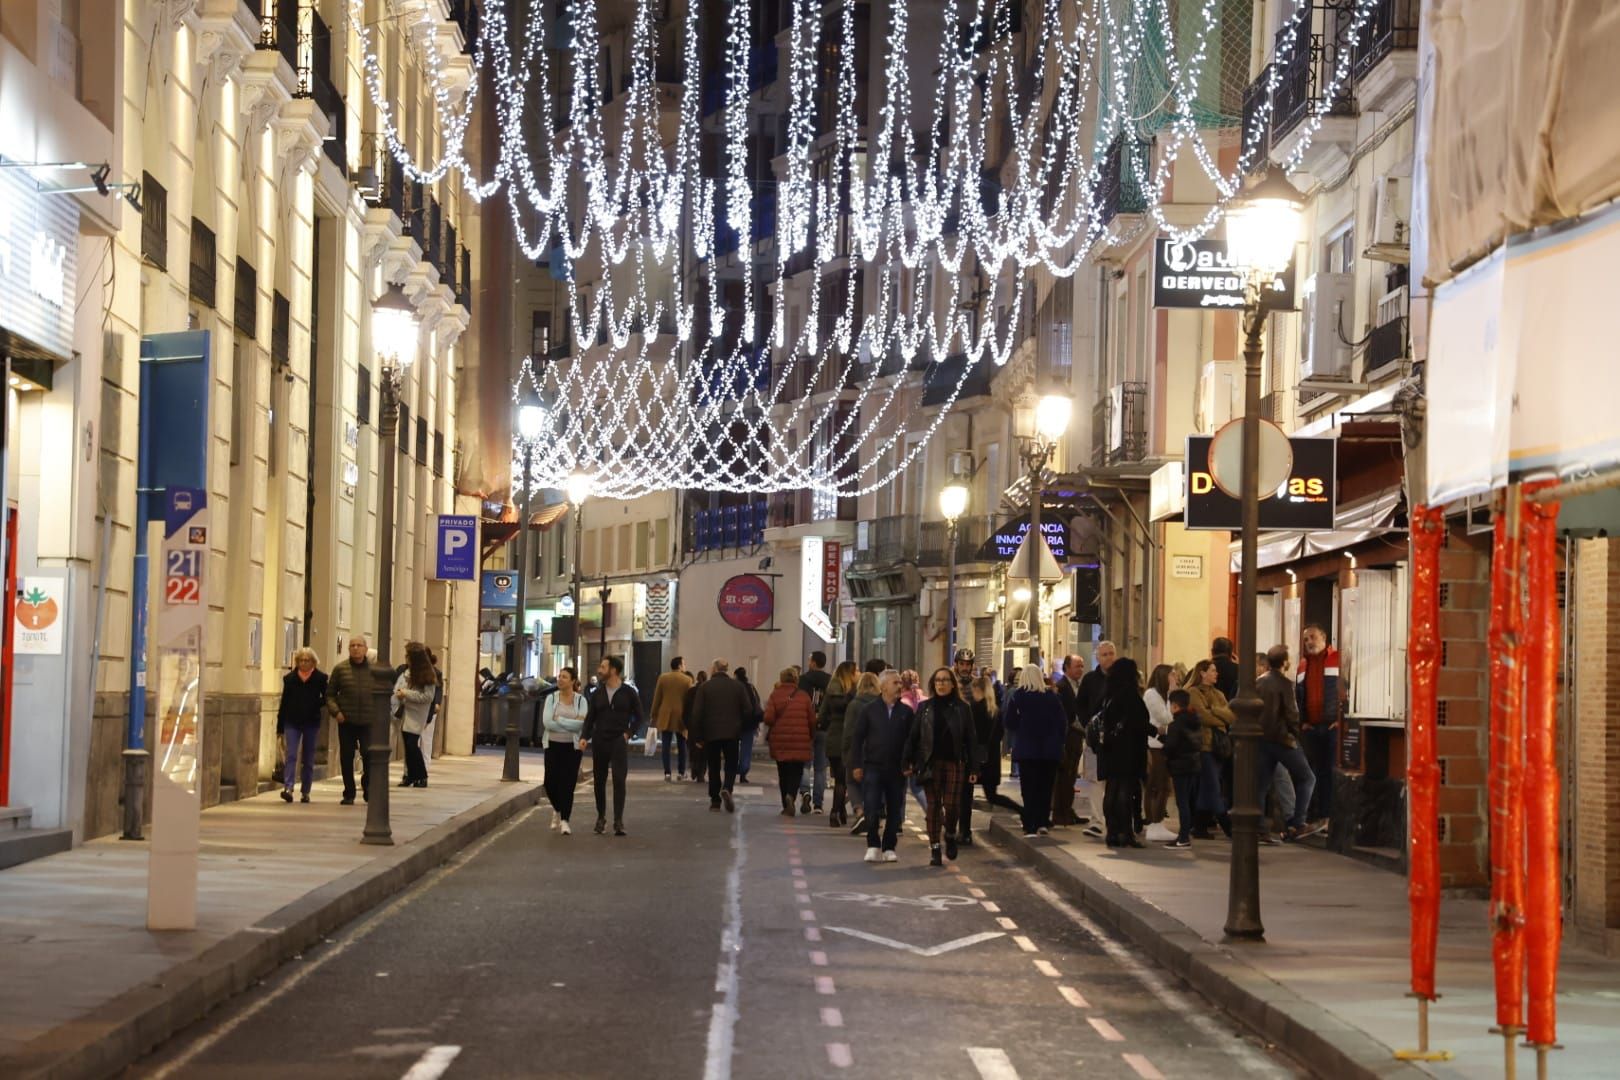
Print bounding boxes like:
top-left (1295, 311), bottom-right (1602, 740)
top-left (337, 722), bottom-right (369, 801)
top-left (861, 770), bottom-right (906, 851)
top-left (923, 761), bottom-right (965, 845)
top-left (661, 730), bottom-right (687, 776)
top-left (543, 742), bottom-right (583, 821)
top-left (777, 761), bottom-right (806, 803)
top-left (798, 731), bottom-right (828, 808)
top-left (1299, 724), bottom-right (1336, 821)
top-left (1171, 773), bottom-right (1198, 841)
top-left (1104, 775), bottom-right (1141, 841)
top-left (828, 756), bottom-right (847, 819)
top-left (282, 726), bottom-right (317, 795)
top-left (1052, 733), bottom-right (1083, 823)
top-left (707, 739), bottom-right (739, 802)
top-left (739, 725), bottom-right (758, 778)
top-left (909, 776), bottom-right (929, 820)
top-left (402, 731), bottom-right (427, 784)
top-left (1016, 758), bottom-right (1058, 835)
top-left (1257, 742), bottom-right (1317, 831)
top-left (592, 735), bottom-right (628, 824)
top-left (1270, 764), bottom-right (1297, 827)
top-left (1195, 751), bottom-right (1228, 817)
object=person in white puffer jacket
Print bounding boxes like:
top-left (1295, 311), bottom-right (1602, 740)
top-left (394, 642), bottom-right (439, 789)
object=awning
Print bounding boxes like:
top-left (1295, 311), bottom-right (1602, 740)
top-left (1229, 486), bottom-right (1406, 571)
top-left (529, 502), bottom-right (570, 530)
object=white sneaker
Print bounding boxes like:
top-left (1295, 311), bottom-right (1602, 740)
top-left (864, 847), bottom-right (881, 863)
top-left (559, 819), bottom-right (571, 836)
top-left (549, 812), bottom-right (560, 832)
top-left (882, 850), bottom-right (898, 863)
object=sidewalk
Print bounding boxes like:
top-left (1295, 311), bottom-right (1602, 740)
top-left (0, 750), bottom-right (545, 1080)
top-left (986, 811), bottom-right (1618, 1080)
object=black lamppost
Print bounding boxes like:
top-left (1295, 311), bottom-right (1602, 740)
top-left (1018, 392), bottom-right (1072, 665)
top-left (939, 482), bottom-right (969, 665)
top-left (363, 282), bottom-right (419, 846)
top-left (504, 404), bottom-right (544, 783)
top-left (566, 471), bottom-right (593, 673)
top-left (1220, 167), bottom-right (1305, 940)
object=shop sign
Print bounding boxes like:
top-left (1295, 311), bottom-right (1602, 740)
top-left (1183, 435), bottom-right (1337, 530)
top-left (977, 515), bottom-right (1070, 563)
top-left (800, 540), bottom-right (836, 643)
top-left (718, 573), bottom-right (774, 631)
top-left (1152, 235), bottom-right (1295, 310)
top-left (1171, 555), bottom-right (1203, 579)
top-left (0, 162), bottom-right (80, 359)
top-left (481, 570), bottom-right (519, 609)
top-left (13, 575), bottom-right (65, 654)
top-left (821, 540), bottom-right (842, 606)
top-left (434, 514), bottom-right (478, 580)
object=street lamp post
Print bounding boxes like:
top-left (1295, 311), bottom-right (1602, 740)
top-left (1019, 393), bottom-right (1072, 666)
top-left (1220, 167), bottom-right (1305, 941)
top-left (504, 404), bottom-right (545, 783)
top-left (566, 471), bottom-right (593, 674)
top-left (939, 482), bottom-right (970, 666)
top-left (363, 282), bottom-right (420, 846)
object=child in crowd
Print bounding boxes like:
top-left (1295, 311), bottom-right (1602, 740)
top-left (1160, 689), bottom-right (1204, 849)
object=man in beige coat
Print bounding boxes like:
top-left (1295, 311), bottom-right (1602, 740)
top-left (650, 656), bottom-right (695, 781)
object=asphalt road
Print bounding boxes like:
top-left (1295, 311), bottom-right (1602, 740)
top-left (129, 757), bottom-right (1303, 1079)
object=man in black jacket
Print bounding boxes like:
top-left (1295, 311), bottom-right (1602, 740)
top-left (690, 659), bottom-right (752, 813)
top-left (848, 671), bottom-right (916, 862)
top-left (1257, 645), bottom-right (1321, 843)
top-left (583, 655), bottom-right (644, 835)
top-left (797, 650), bottom-right (832, 814)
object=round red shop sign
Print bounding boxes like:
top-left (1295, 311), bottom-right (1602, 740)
top-left (717, 574), bottom-right (774, 631)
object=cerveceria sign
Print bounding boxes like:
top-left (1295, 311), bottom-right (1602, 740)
top-left (1183, 435), bottom-right (1337, 531)
top-left (1153, 235), bottom-right (1296, 310)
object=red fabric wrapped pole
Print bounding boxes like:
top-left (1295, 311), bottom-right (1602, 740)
top-left (1522, 484), bottom-right (1561, 1047)
top-left (1407, 504), bottom-right (1444, 1003)
top-left (1487, 489), bottom-right (1526, 1033)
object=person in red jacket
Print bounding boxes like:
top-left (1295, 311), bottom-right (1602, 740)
top-left (1295, 624), bottom-right (1342, 827)
top-left (764, 667), bottom-right (817, 816)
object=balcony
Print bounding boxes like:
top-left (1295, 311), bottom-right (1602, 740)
top-left (918, 515), bottom-right (995, 568)
top-left (1240, 65), bottom-right (1273, 174)
top-left (856, 515), bottom-right (920, 565)
top-left (257, 1), bottom-right (296, 72)
top-left (1352, 0), bottom-right (1419, 113)
top-left (305, 9), bottom-right (345, 171)
top-left (1269, 4), bottom-right (1358, 176)
top-left (1092, 381), bottom-right (1149, 467)
top-left (1096, 133), bottom-right (1148, 227)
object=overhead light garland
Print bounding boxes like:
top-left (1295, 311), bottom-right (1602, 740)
top-left (360, 0), bottom-right (1376, 499)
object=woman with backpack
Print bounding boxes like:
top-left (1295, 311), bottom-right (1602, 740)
top-left (1096, 658), bottom-right (1154, 847)
top-left (736, 667), bottom-right (763, 784)
top-left (819, 662), bottom-right (859, 827)
top-left (763, 667), bottom-right (816, 815)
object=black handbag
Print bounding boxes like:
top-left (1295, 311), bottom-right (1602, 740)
top-left (1209, 725), bottom-right (1234, 762)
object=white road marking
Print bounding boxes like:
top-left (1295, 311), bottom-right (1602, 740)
top-left (804, 926), bottom-right (822, 942)
top-left (1017, 869), bottom-right (1292, 1078)
top-left (1123, 1052), bottom-right (1166, 1079)
top-left (1089, 1017), bottom-right (1126, 1042)
top-left (140, 808), bottom-right (539, 1080)
top-left (820, 1007), bottom-right (844, 1028)
top-left (799, 909), bottom-right (817, 922)
top-left (791, 867), bottom-right (805, 877)
top-left (825, 926), bottom-right (1006, 957)
top-left (966, 1046), bottom-right (1021, 1080)
top-left (980, 900), bottom-right (1001, 913)
top-left (996, 917), bottom-right (1018, 931)
top-left (810, 951), bottom-right (828, 966)
top-left (826, 1043), bottom-right (853, 1068)
top-left (1011, 935), bottom-right (1038, 953)
top-left (815, 975), bottom-right (837, 995)
top-left (703, 803), bottom-right (748, 1080)
top-left (967, 887), bottom-right (988, 899)
top-left (1033, 959), bottom-right (1061, 978)
top-left (400, 1045), bottom-right (462, 1080)
top-left (795, 893), bottom-right (811, 904)
top-left (1058, 985), bottom-right (1090, 1009)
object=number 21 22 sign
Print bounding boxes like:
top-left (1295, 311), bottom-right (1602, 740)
top-left (160, 487), bottom-right (208, 640)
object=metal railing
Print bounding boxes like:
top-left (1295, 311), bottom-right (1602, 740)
top-left (1092, 381), bottom-right (1149, 467)
top-left (918, 514), bottom-right (994, 568)
top-left (1364, 314), bottom-right (1407, 374)
top-left (258, 1), bottom-right (297, 72)
top-left (856, 515), bottom-right (920, 564)
top-left (1097, 132), bottom-right (1148, 225)
top-left (1353, 0), bottom-right (1419, 81)
top-left (1241, 65), bottom-right (1273, 173)
top-left (1273, 3), bottom-right (1356, 140)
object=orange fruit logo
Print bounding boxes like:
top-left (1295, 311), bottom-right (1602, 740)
top-left (17, 586), bottom-right (58, 630)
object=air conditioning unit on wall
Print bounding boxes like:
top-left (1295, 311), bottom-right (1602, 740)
top-left (1365, 172), bottom-right (1412, 264)
top-left (1299, 272), bottom-right (1356, 382)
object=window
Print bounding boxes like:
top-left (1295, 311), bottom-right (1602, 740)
top-left (234, 258), bottom-right (257, 338)
top-left (189, 219), bottom-right (216, 307)
top-left (653, 517), bottom-right (669, 567)
top-left (531, 310), bottom-right (551, 357)
top-left (271, 290), bottom-right (291, 368)
top-left (415, 416), bottom-right (428, 462)
top-left (583, 528), bottom-right (597, 576)
top-left (599, 528), bottom-right (612, 574)
top-left (1324, 222), bottom-right (1355, 274)
top-left (357, 363), bottom-right (372, 425)
top-left (432, 429), bottom-right (444, 476)
top-left (398, 402), bottom-right (410, 450)
top-left (634, 521), bottom-right (650, 569)
top-left (617, 524), bottom-right (631, 571)
top-left (141, 172), bottom-right (167, 270)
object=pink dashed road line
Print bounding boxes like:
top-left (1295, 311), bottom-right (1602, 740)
top-left (1122, 1053), bottom-right (1164, 1079)
top-left (1088, 1017), bottom-right (1126, 1042)
top-left (820, 1007), bottom-right (844, 1028)
top-left (799, 909), bottom-right (817, 922)
top-left (826, 1043), bottom-right (853, 1068)
top-left (809, 951), bottom-right (829, 966)
top-left (814, 975), bottom-right (836, 995)
top-left (804, 926), bottom-right (823, 942)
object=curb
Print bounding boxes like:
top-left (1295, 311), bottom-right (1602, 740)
top-left (985, 819), bottom-right (1430, 1080)
top-left (5, 783), bottom-right (546, 1080)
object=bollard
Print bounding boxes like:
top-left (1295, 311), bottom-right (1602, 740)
top-left (501, 694), bottom-right (522, 782)
top-left (120, 748), bottom-right (150, 841)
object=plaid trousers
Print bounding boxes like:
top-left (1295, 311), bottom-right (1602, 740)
top-left (924, 760), bottom-right (965, 844)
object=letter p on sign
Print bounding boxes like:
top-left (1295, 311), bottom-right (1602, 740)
top-left (435, 515), bottom-right (478, 581)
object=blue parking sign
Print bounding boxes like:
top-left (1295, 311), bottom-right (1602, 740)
top-left (435, 515), bottom-right (478, 580)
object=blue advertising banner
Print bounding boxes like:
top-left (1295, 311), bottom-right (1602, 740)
top-left (481, 569), bottom-right (518, 609)
top-left (435, 514), bottom-right (478, 580)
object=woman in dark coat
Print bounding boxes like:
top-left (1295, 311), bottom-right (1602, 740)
top-left (1099, 658), bottom-right (1155, 847)
top-left (277, 648), bottom-right (327, 803)
top-left (818, 662), bottom-right (859, 827)
top-left (959, 674), bottom-right (1006, 846)
top-left (1001, 664), bottom-right (1068, 837)
top-left (682, 670), bottom-right (708, 783)
top-left (908, 668), bottom-right (977, 866)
